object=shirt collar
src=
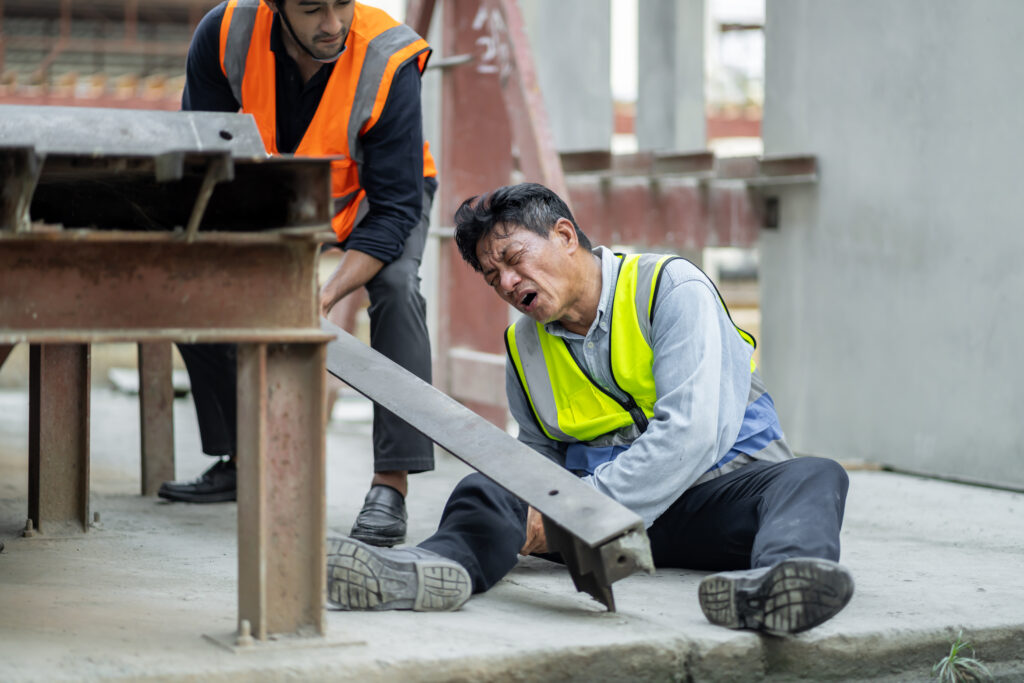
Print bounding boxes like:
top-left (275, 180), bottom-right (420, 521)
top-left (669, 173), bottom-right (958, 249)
top-left (542, 246), bottom-right (619, 339)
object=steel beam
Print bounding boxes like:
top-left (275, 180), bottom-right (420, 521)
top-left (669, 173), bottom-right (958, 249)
top-left (237, 342), bottom-right (327, 639)
top-left (321, 319), bottom-right (653, 611)
top-left (0, 234), bottom-right (320, 332)
top-left (28, 343), bottom-right (90, 535)
top-left (138, 342), bottom-right (175, 497)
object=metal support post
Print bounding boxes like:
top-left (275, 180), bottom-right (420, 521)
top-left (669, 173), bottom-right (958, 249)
top-left (138, 341), bottom-right (175, 496)
top-left (236, 342), bottom-right (327, 640)
top-left (28, 343), bottom-right (90, 535)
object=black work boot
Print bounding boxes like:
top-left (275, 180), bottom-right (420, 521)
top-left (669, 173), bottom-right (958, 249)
top-left (349, 484), bottom-right (407, 547)
top-left (157, 457), bottom-right (237, 503)
top-left (326, 537), bottom-right (471, 611)
top-left (698, 558), bottom-right (854, 635)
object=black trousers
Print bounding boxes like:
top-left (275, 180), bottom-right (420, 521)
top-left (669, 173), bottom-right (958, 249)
top-left (418, 456), bottom-right (849, 593)
top-left (176, 192), bottom-right (435, 474)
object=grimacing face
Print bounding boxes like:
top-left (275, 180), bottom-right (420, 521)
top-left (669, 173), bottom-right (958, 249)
top-left (276, 0), bottom-right (355, 61)
top-left (475, 220), bottom-right (580, 325)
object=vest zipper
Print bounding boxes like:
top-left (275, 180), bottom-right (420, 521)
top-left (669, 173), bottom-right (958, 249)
top-left (563, 340), bottom-right (649, 434)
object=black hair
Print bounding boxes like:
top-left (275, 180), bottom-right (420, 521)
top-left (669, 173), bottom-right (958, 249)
top-left (453, 182), bottom-right (592, 272)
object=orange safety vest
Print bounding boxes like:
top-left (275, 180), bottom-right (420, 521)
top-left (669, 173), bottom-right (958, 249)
top-left (218, 0), bottom-right (437, 241)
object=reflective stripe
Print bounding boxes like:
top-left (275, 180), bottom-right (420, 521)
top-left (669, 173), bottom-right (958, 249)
top-left (347, 23), bottom-right (430, 167)
top-left (222, 0), bottom-right (260, 106)
top-left (333, 190), bottom-right (359, 216)
top-left (506, 321), bottom-right (575, 442)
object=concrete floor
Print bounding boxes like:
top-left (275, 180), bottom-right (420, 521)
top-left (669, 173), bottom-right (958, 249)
top-left (1, 386), bottom-right (1023, 682)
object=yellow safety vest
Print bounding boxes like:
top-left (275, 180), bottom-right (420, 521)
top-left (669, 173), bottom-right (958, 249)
top-left (505, 253), bottom-right (756, 444)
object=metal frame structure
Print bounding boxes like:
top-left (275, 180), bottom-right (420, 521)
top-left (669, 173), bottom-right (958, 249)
top-left (0, 106), bottom-right (333, 640)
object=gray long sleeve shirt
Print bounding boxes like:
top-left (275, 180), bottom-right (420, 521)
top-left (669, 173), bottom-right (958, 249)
top-left (505, 247), bottom-right (756, 528)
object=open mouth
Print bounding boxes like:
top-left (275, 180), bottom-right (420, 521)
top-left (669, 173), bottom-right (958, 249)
top-left (520, 292), bottom-right (537, 308)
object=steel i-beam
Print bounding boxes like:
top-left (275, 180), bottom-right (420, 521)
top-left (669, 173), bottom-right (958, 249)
top-left (321, 319), bottom-right (654, 611)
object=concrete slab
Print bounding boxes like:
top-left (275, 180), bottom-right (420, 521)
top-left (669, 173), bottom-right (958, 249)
top-left (1, 388), bottom-right (1022, 681)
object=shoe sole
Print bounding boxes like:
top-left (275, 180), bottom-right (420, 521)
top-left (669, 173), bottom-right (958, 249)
top-left (326, 537), bottom-right (470, 612)
top-left (698, 558), bottom-right (854, 635)
top-left (157, 489), bottom-right (236, 503)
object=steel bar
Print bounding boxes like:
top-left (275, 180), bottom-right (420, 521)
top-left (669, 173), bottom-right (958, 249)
top-left (28, 343), bottom-right (90, 535)
top-left (237, 342), bottom-right (327, 639)
top-left (321, 319), bottom-right (653, 610)
top-left (138, 342), bottom-right (175, 496)
top-left (0, 106), bottom-right (266, 158)
top-left (184, 153), bottom-right (234, 242)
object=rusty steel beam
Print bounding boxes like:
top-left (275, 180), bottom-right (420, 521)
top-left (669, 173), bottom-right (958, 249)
top-left (138, 342), bottom-right (175, 497)
top-left (237, 341), bottom-right (328, 640)
top-left (28, 343), bottom-right (90, 536)
top-left (0, 235), bottom-right (320, 332)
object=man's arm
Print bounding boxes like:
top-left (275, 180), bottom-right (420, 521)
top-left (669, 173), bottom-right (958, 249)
top-left (320, 62), bottom-right (426, 314)
top-left (583, 268), bottom-right (754, 528)
top-left (181, 4), bottom-right (239, 112)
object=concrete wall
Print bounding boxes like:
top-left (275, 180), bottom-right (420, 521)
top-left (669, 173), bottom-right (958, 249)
top-left (637, 0), bottom-right (705, 151)
top-left (760, 1), bottom-right (1024, 488)
top-left (521, 0), bottom-right (613, 151)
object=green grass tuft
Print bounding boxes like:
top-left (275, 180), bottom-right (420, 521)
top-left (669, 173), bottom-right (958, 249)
top-left (932, 629), bottom-right (993, 682)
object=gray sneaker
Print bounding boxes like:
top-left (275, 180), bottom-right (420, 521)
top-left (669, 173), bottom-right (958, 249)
top-left (698, 557), bottom-right (854, 635)
top-left (326, 537), bottom-right (471, 612)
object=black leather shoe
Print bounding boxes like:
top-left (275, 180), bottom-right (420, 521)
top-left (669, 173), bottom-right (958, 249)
top-left (349, 484), bottom-right (407, 547)
top-left (157, 458), bottom-right (237, 503)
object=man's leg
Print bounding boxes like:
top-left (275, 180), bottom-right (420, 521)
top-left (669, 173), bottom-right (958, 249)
top-left (327, 473), bottom-right (526, 611)
top-left (349, 191), bottom-right (435, 546)
top-left (648, 456), bottom-right (853, 634)
top-left (158, 343), bottom-right (238, 503)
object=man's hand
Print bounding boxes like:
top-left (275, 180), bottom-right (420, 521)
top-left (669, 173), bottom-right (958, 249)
top-left (319, 249), bottom-right (385, 318)
top-left (520, 505), bottom-right (548, 555)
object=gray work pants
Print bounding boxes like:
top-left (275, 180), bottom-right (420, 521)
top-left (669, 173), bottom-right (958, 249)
top-left (177, 190), bottom-right (435, 474)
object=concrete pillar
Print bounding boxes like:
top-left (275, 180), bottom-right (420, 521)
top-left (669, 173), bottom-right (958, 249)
top-left (520, 0), bottom-right (613, 152)
top-left (637, 0), bottom-right (706, 151)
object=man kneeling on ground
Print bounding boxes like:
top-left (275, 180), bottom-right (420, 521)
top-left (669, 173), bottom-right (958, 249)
top-left (325, 182), bottom-right (854, 635)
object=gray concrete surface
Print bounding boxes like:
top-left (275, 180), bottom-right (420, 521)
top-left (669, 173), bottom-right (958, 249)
top-left (759, 0), bottom-right (1024, 489)
top-left (1, 387), bottom-right (1023, 682)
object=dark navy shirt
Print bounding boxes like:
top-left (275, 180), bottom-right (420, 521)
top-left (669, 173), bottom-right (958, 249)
top-left (182, 3), bottom-right (435, 263)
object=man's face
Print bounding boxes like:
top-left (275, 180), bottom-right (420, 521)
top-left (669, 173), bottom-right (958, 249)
top-left (275, 0), bottom-right (355, 61)
top-left (476, 220), bottom-right (578, 325)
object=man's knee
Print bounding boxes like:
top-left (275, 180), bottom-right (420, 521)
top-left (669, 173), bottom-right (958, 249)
top-left (786, 456), bottom-right (849, 503)
top-left (367, 256), bottom-right (421, 300)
